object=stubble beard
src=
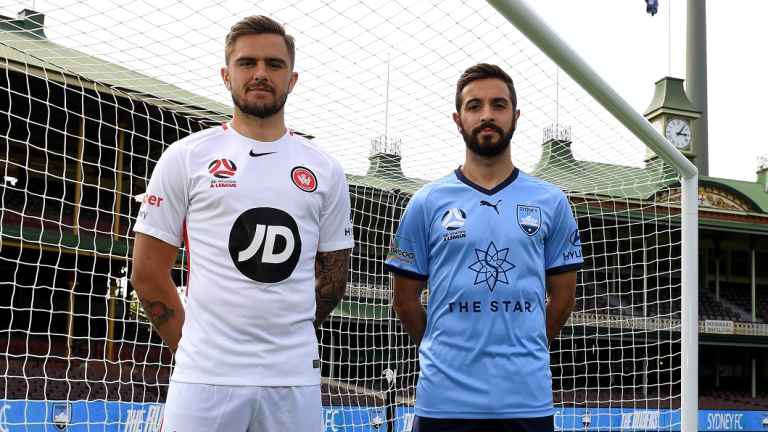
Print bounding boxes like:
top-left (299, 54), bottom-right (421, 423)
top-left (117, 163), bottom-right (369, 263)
top-left (232, 89), bottom-right (288, 119)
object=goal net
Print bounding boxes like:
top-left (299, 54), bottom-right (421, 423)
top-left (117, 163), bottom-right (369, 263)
top-left (0, 1), bottom-right (688, 431)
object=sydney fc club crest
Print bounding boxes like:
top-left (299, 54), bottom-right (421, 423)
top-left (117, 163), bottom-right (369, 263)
top-left (517, 204), bottom-right (541, 236)
top-left (52, 402), bottom-right (70, 430)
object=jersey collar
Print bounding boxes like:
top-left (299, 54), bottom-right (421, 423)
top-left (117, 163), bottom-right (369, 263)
top-left (454, 166), bottom-right (520, 196)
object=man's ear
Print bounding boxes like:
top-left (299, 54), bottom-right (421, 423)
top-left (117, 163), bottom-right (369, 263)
top-left (221, 66), bottom-right (231, 90)
top-left (287, 71), bottom-right (299, 93)
top-left (452, 112), bottom-right (463, 133)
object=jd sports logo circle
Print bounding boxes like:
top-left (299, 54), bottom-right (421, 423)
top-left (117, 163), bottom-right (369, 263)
top-left (229, 207), bottom-right (302, 283)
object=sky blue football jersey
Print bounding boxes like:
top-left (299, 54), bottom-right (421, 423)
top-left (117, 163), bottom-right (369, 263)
top-left (385, 168), bottom-right (583, 419)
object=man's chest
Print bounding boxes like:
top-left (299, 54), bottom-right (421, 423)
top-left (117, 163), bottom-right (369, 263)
top-left (187, 150), bottom-right (324, 222)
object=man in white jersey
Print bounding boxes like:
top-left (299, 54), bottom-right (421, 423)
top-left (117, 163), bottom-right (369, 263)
top-left (387, 64), bottom-right (582, 432)
top-left (131, 16), bottom-right (353, 432)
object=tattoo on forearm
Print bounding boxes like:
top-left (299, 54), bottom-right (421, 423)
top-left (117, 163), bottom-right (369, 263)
top-left (140, 298), bottom-right (175, 329)
top-left (315, 248), bottom-right (351, 327)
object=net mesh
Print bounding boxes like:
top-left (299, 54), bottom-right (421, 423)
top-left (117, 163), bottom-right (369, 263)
top-left (0, 1), bottom-right (684, 430)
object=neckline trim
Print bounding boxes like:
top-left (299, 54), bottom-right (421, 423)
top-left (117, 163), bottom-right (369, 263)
top-left (454, 166), bottom-right (520, 195)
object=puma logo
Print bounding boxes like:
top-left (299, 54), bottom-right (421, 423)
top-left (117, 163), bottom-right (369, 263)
top-left (480, 199), bottom-right (501, 215)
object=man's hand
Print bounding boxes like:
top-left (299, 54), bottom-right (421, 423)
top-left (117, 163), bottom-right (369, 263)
top-left (546, 271), bottom-right (577, 345)
top-left (392, 275), bottom-right (428, 346)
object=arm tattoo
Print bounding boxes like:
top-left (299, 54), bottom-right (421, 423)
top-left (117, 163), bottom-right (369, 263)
top-left (140, 298), bottom-right (175, 329)
top-left (315, 248), bottom-right (351, 327)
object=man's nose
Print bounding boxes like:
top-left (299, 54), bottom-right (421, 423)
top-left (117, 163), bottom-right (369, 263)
top-left (480, 107), bottom-right (495, 123)
top-left (252, 61), bottom-right (268, 79)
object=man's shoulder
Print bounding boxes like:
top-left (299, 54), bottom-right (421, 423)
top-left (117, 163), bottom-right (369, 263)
top-left (165, 124), bottom-right (228, 155)
top-left (516, 170), bottom-right (568, 203)
top-left (288, 133), bottom-right (341, 165)
top-left (412, 171), bottom-right (458, 201)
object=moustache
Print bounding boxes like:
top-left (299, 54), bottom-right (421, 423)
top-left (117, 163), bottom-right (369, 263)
top-left (472, 122), bottom-right (505, 137)
top-left (246, 81), bottom-right (274, 93)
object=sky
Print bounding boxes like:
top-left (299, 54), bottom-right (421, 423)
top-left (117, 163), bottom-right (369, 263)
top-left (526, 0), bottom-right (767, 182)
top-left (2, 0), bottom-right (766, 183)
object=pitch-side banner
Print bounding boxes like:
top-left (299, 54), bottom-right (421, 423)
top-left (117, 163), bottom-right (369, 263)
top-left (1, 400), bottom-right (767, 431)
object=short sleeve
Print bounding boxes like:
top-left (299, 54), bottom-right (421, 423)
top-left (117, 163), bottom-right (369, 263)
top-left (544, 192), bottom-right (584, 275)
top-left (317, 162), bottom-right (354, 252)
top-left (132, 143), bottom-right (189, 247)
top-left (384, 189), bottom-right (430, 280)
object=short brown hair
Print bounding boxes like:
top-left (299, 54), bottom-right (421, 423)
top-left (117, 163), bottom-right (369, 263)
top-left (225, 15), bottom-right (295, 67)
top-left (455, 63), bottom-right (517, 113)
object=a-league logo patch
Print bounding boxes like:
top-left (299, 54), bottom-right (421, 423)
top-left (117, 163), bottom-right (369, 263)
top-left (517, 204), bottom-right (541, 236)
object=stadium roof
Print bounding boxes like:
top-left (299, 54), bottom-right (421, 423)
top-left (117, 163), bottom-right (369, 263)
top-left (0, 9), bottom-right (231, 122)
top-left (701, 176), bottom-right (768, 213)
top-left (347, 153), bottom-right (427, 195)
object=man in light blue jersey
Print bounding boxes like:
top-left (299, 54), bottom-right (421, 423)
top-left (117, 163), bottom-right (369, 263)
top-left (385, 63), bottom-right (583, 432)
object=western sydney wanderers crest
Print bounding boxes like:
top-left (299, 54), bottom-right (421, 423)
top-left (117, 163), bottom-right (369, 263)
top-left (291, 166), bottom-right (317, 192)
top-left (517, 204), bottom-right (541, 236)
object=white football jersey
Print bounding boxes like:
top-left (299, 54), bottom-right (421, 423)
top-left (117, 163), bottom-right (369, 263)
top-left (133, 124), bottom-right (353, 386)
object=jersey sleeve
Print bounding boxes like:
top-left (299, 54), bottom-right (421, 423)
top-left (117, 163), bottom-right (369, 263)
top-left (544, 192), bottom-right (584, 275)
top-left (132, 143), bottom-right (189, 247)
top-left (384, 189), bottom-right (430, 280)
top-left (317, 161), bottom-right (354, 252)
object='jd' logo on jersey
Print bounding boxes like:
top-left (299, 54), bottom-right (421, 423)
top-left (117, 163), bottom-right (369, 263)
top-left (229, 207), bottom-right (302, 283)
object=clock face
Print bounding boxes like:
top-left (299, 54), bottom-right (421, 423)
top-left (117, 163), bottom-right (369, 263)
top-left (665, 118), bottom-right (691, 149)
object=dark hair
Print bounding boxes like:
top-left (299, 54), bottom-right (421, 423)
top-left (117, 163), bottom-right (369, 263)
top-left (225, 15), bottom-right (295, 67)
top-left (455, 63), bottom-right (517, 112)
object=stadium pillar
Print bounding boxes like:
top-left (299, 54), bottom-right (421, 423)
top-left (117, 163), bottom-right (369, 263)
top-left (73, 118), bottom-right (85, 236)
top-left (686, 0), bottom-right (709, 176)
top-left (66, 272), bottom-right (76, 359)
top-left (107, 281), bottom-right (117, 362)
top-left (751, 247), bottom-right (757, 322)
top-left (643, 240), bottom-right (648, 317)
top-left (715, 258), bottom-right (720, 301)
top-left (485, 1), bottom-right (699, 430)
top-left (113, 128), bottom-right (125, 241)
top-left (751, 357), bottom-right (757, 398)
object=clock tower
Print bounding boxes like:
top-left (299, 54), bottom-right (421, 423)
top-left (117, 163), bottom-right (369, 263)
top-left (644, 77), bottom-right (701, 163)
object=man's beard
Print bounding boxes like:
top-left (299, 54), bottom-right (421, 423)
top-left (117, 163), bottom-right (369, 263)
top-left (232, 87), bottom-right (288, 119)
top-left (462, 121), bottom-right (516, 157)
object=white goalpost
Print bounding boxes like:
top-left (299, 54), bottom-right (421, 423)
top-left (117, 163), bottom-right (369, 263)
top-left (0, 1), bottom-right (696, 431)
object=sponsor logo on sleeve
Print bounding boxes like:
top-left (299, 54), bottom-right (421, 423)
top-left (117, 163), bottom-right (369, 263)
top-left (387, 239), bottom-right (416, 265)
top-left (291, 166), bottom-right (317, 192)
top-left (142, 193), bottom-right (164, 207)
top-left (516, 204), bottom-right (541, 236)
top-left (562, 228), bottom-right (583, 262)
top-left (570, 229), bottom-right (581, 246)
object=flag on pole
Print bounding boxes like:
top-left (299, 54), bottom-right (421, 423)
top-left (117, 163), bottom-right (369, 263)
top-left (645, 0), bottom-right (659, 16)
